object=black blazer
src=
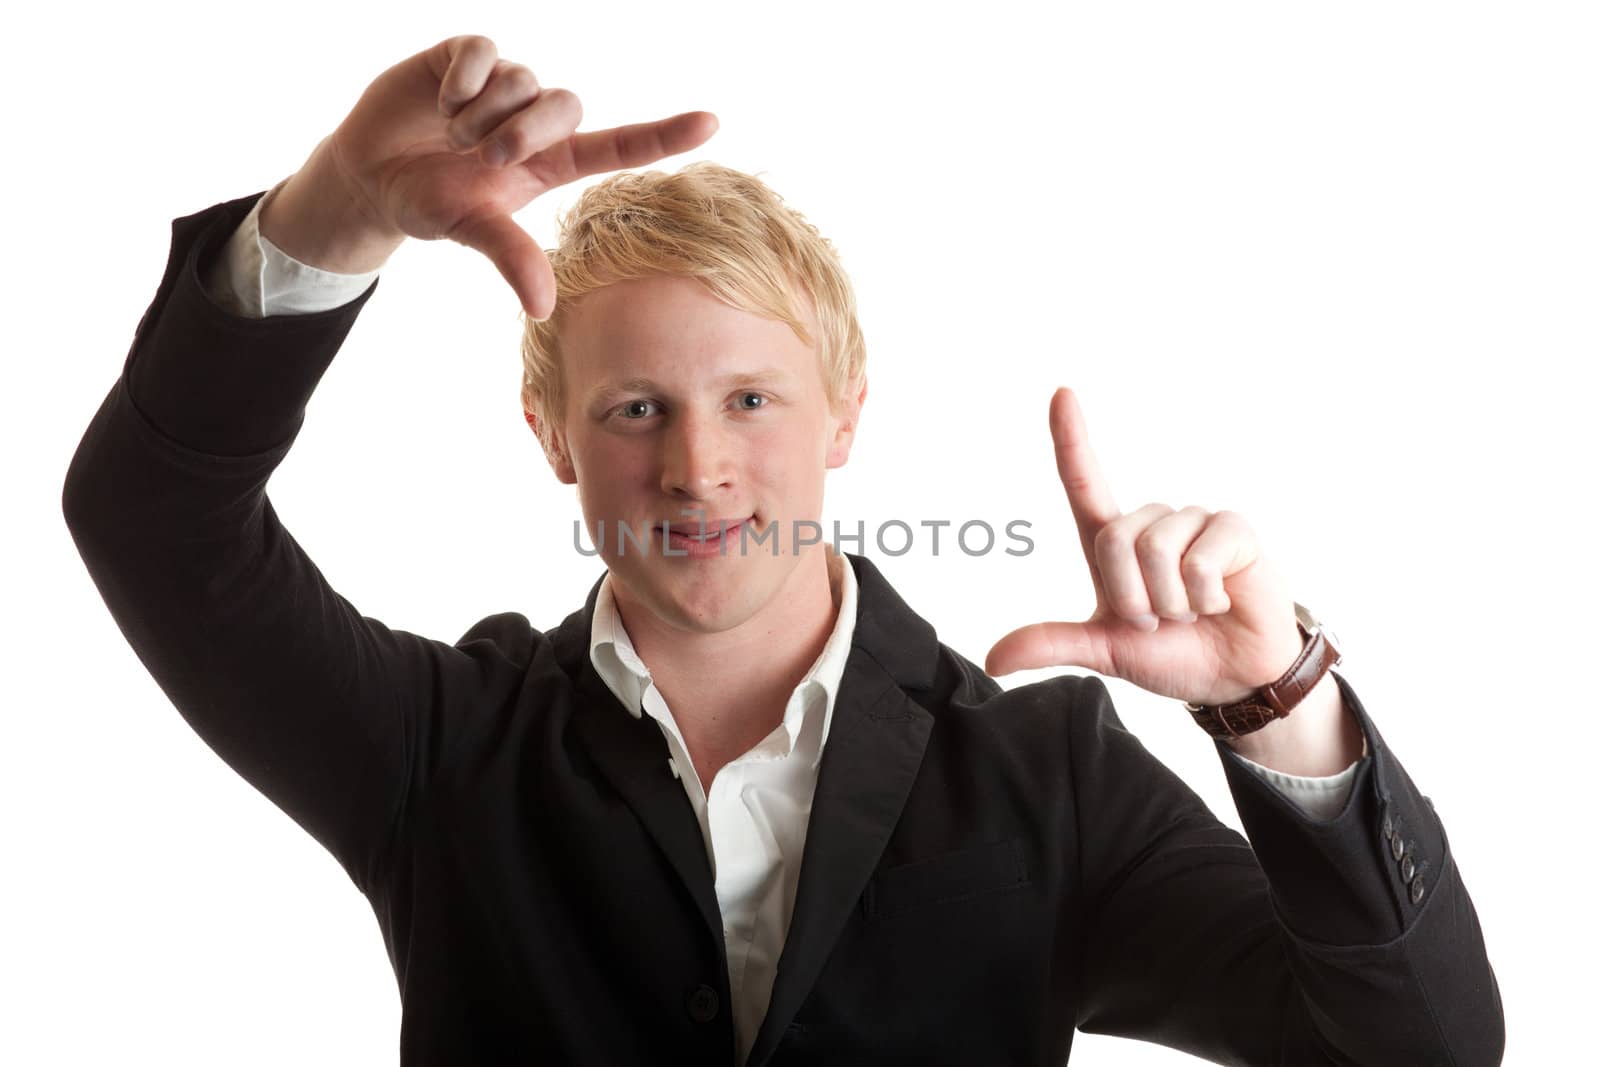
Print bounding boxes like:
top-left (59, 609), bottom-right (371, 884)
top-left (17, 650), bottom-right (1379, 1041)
top-left (63, 190), bottom-right (1505, 1066)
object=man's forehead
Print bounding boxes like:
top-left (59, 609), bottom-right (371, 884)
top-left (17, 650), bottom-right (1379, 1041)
top-left (555, 275), bottom-right (827, 403)
top-left (568, 283), bottom-right (794, 343)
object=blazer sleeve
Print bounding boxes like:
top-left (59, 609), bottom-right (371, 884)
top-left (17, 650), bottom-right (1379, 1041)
top-left (1068, 672), bottom-right (1505, 1066)
top-left (61, 190), bottom-right (529, 893)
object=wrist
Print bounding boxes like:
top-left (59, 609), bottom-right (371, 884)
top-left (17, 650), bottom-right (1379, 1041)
top-left (259, 137), bottom-right (405, 274)
top-left (1223, 670), bottom-right (1363, 776)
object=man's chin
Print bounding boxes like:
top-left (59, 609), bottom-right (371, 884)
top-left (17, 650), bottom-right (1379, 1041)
top-left (613, 561), bottom-right (764, 635)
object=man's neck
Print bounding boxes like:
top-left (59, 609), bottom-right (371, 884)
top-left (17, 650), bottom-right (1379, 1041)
top-left (612, 547), bottom-right (844, 789)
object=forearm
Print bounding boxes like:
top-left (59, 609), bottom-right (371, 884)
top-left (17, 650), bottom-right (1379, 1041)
top-left (63, 191), bottom-right (405, 887)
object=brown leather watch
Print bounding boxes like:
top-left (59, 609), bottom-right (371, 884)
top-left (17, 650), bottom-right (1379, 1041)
top-left (1184, 601), bottom-right (1343, 739)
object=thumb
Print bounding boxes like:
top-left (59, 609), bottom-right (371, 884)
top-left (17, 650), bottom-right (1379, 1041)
top-left (985, 620), bottom-right (1112, 678)
top-left (450, 211), bottom-right (557, 318)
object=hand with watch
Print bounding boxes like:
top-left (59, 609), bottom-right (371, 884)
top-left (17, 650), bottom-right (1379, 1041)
top-left (984, 387), bottom-right (1356, 758)
top-left (1184, 601), bottom-right (1343, 739)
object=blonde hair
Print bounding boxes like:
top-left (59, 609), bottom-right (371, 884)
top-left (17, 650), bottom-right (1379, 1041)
top-left (519, 161), bottom-right (866, 462)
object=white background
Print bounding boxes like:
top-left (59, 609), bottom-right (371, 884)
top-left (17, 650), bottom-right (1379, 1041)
top-left (6, 1), bottom-right (1595, 1063)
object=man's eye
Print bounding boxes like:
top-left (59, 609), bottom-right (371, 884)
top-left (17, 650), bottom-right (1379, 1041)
top-left (737, 393), bottom-right (767, 410)
top-left (618, 400), bottom-right (657, 420)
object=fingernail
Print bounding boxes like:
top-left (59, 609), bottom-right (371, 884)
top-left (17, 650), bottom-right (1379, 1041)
top-left (1178, 611), bottom-right (1198, 623)
top-left (1132, 614), bottom-right (1158, 631)
top-left (483, 142), bottom-right (508, 168)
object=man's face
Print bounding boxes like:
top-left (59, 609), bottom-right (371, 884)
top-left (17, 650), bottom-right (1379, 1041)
top-left (549, 274), bottom-right (864, 635)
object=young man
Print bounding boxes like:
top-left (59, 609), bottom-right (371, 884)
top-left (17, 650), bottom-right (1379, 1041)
top-left (63, 35), bottom-right (1503, 1066)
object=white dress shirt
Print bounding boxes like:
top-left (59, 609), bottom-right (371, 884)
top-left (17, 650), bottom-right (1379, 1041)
top-left (201, 183), bottom-right (1361, 1063)
top-left (590, 549), bottom-right (855, 1064)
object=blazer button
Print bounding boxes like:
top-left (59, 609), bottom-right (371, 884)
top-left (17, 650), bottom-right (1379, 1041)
top-left (687, 984), bottom-right (720, 1023)
top-left (1410, 876), bottom-right (1426, 904)
top-left (1400, 854), bottom-right (1415, 883)
top-left (1389, 834), bottom-right (1405, 862)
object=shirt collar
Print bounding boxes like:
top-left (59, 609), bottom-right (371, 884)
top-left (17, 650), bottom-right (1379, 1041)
top-left (588, 547), bottom-right (860, 768)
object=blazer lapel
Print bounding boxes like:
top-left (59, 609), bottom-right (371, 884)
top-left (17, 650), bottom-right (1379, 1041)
top-left (746, 554), bottom-right (941, 1067)
top-left (556, 574), bottom-right (725, 949)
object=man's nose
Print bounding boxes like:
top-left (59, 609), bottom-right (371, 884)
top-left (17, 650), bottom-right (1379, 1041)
top-left (660, 410), bottom-right (735, 499)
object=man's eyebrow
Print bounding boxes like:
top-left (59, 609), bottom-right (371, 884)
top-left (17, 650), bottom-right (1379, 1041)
top-left (585, 369), bottom-right (792, 403)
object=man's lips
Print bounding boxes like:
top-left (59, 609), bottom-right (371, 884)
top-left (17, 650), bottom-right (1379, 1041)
top-left (659, 516), bottom-right (750, 538)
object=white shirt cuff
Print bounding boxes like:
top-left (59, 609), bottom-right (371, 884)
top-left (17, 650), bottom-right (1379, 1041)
top-left (203, 179), bottom-right (380, 319)
top-left (1233, 750), bottom-right (1363, 822)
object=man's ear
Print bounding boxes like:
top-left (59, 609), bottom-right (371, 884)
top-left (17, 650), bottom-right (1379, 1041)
top-left (525, 409), bottom-right (577, 485)
top-left (825, 373), bottom-right (868, 470)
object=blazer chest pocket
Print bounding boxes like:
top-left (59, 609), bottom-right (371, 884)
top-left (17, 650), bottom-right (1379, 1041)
top-left (862, 838), bottom-right (1030, 921)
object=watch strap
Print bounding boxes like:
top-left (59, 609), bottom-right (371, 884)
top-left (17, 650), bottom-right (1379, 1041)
top-left (1185, 612), bottom-right (1342, 739)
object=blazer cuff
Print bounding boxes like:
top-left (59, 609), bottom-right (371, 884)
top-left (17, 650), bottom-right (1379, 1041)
top-left (1213, 671), bottom-right (1447, 946)
top-left (123, 189), bottom-right (380, 457)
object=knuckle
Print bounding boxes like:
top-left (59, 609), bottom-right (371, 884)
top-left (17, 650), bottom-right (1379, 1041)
top-left (550, 87), bottom-right (582, 119)
top-left (492, 130), bottom-right (524, 159)
top-left (441, 34), bottom-right (495, 70)
top-left (1141, 501), bottom-right (1176, 516)
top-left (1133, 539), bottom-right (1169, 573)
top-left (446, 118), bottom-right (478, 150)
top-left (1180, 560), bottom-right (1226, 612)
top-left (1061, 473), bottom-right (1095, 500)
top-left (457, 35), bottom-right (497, 62)
top-left (1093, 523), bottom-right (1125, 561)
top-left (544, 87), bottom-right (583, 126)
top-left (1213, 508), bottom-right (1249, 532)
top-left (1133, 524), bottom-right (1171, 560)
top-left (1133, 517), bottom-right (1182, 566)
top-left (501, 64), bottom-right (539, 97)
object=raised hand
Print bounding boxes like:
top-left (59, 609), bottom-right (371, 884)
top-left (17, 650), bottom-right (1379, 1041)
top-left (266, 34), bottom-right (718, 318)
top-left (984, 387), bottom-right (1308, 709)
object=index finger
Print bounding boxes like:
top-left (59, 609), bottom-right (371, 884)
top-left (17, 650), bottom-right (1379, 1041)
top-left (567, 111), bottom-right (720, 181)
top-left (1051, 385), bottom-right (1121, 554)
